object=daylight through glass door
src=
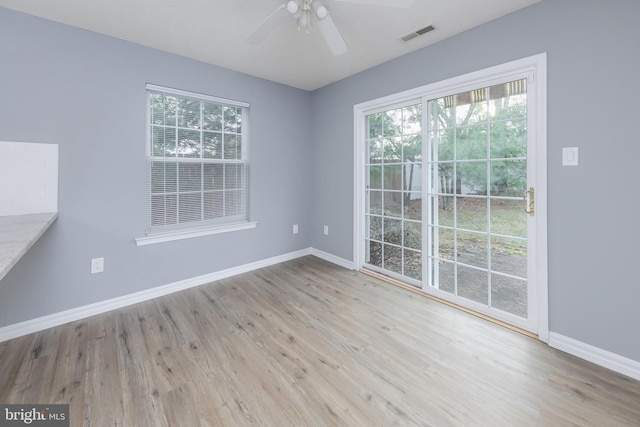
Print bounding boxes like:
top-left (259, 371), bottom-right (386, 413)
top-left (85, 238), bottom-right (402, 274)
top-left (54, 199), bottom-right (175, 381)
top-left (426, 79), bottom-right (528, 318)
top-left (364, 104), bottom-right (423, 285)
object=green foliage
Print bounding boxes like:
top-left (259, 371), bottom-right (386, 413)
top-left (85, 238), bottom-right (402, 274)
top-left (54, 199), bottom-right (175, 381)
top-left (431, 91), bottom-right (527, 196)
top-left (150, 93), bottom-right (242, 160)
top-left (366, 104), bottom-right (422, 195)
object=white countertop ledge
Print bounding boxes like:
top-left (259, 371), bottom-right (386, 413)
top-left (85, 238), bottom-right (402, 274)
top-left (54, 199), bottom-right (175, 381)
top-left (0, 212), bottom-right (58, 282)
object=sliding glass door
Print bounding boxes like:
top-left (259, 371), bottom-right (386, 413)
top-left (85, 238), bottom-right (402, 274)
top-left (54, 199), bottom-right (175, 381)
top-left (426, 79), bottom-right (530, 320)
top-left (358, 56), bottom-right (546, 335)
top-left (364, 103), bottom-right (423, 285)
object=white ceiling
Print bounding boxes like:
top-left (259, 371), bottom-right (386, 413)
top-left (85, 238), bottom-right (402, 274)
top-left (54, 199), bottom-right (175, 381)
top-left (0, 0), bottom-right (539, 91)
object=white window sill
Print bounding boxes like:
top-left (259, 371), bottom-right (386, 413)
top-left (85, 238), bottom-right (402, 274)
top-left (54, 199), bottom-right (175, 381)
top-left (135, 221), bottom-right (257, 246)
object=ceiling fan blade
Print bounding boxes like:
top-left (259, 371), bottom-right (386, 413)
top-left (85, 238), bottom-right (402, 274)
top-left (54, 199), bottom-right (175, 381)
top-left (335, 0), bottom-right (413, 7)
top-left (317, 13), bottom-right (348, 55)
top-left (247, 3), bottom-right (288, 44)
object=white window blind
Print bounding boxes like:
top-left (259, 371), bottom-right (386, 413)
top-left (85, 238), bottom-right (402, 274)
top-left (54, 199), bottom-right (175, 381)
top-left (145, 84), bottom-right (250, 236)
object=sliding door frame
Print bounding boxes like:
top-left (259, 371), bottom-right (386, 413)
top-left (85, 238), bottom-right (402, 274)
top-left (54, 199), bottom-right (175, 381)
top-left (353, 54), bottom-right (548, 341)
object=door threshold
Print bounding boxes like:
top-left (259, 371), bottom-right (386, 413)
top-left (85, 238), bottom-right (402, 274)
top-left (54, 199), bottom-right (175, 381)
top-left (359, 268), bottom-right (538, 340)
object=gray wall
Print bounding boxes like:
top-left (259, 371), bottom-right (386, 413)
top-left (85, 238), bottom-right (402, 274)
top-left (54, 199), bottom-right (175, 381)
top-left (310, 0), bottom-right (640, 363)
top-left (0, 7), bottom-right (312, 326)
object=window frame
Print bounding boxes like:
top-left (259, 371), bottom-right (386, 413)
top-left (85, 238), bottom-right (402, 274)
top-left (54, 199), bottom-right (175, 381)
top-left (136, 84), bottom-right (256, 246)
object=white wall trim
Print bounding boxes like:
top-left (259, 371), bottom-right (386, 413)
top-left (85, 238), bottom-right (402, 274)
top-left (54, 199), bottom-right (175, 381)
top-left (0, 247), bottom-right (313, 343)
top-left (135, 221), bottom-right (258, 246)
top-left (309, 248), bottom-right (355, 270)
top-left (548, 332), bottom-right (640, 381)
top-left (3, 248), bottom-right (639, 385)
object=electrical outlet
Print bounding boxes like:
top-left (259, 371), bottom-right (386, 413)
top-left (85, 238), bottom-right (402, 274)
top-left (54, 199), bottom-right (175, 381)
top-left (293, 224), bottom-right (299, 234)
top-left (91, 257), bottom-right (104, 274)
top-left (323, 225), bottom-right (329, 235)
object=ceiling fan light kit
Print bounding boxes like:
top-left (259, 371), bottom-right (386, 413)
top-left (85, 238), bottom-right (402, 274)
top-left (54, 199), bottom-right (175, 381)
top-left (316, 5), bottom-right (328, 19)
top-left (247, 0), bottom-right (413, 56)
top-left (288, 0), bottom-right (328, 35)
top-left (286, 0), bottom-right (299, 14)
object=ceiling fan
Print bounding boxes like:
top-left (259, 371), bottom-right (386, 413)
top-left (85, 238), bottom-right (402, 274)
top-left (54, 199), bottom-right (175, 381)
top-left (247, 0), bottom-right (413, 56)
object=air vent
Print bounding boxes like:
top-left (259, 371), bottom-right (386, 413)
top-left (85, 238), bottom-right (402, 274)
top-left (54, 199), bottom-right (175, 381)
top-left (400, 25), bottom-right (436, 42)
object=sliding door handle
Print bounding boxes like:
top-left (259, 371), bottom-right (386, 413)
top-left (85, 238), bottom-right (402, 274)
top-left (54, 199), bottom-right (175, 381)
top-left (523, 187), bottom-right (535, 217)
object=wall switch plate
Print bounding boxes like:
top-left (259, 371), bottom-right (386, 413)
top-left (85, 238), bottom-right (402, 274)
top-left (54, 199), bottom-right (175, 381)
top-left (323, 225), bottom-right (329, 235)
top-left (563, 147), bottom-right (579, 166)
top-left (293, 224), bottom-right (298, 234)
top-left (91, 257), bottom-right (104, 274)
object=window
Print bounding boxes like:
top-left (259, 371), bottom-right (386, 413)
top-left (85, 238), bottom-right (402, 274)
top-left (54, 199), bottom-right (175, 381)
top-left (142, 84), bottom-right (252, 242)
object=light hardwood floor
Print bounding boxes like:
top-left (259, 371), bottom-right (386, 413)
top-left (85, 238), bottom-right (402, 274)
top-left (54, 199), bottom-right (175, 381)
top-left (1, 256), bottom-right (639, 426)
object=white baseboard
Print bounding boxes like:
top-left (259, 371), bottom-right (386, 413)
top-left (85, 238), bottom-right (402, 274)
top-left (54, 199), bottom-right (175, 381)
top-left (0, 247), bottom-right (320, 343)
top-left (548, 332), bottom-right (640, 381)
top-left (309, 248), bottom-right (355, 270)
top-left (8, 251), bottom-right (638, 385)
